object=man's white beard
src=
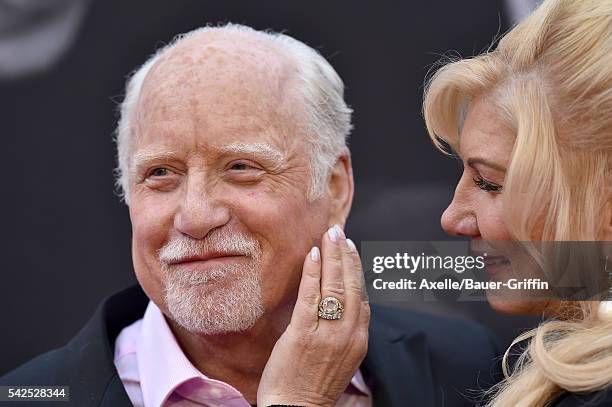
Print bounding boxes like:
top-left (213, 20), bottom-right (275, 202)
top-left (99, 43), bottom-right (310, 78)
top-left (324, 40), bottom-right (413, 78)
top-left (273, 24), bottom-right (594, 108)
top-left (159, 231), bottom-right (265, 335)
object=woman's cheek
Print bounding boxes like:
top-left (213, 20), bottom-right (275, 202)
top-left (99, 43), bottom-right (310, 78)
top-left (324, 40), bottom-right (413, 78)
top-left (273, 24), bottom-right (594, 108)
top-left (478, 201), bottom-right (513, 241)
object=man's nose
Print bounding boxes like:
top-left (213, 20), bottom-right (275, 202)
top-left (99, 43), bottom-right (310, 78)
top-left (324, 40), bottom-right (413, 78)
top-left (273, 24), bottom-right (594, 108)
top-left (174, 182), bottom-right (231, 239)
top-left (441, 190), bottom-right (479, 238)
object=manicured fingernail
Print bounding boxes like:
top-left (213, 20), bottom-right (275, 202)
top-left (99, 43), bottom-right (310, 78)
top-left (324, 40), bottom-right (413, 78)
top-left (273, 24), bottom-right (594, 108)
top-left (310, 246), bottom-right (320, 262)
top-left (347, 238), bottom-right (357, 252)
top-left (334, 224), bottom-right (345, 239)
top-left (328, 226), bottom-right (339, 243)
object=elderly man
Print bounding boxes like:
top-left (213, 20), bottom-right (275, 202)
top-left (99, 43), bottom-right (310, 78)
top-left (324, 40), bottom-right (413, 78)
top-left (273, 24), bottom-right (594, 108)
top-left (1, 24), bottom-right (500, 407)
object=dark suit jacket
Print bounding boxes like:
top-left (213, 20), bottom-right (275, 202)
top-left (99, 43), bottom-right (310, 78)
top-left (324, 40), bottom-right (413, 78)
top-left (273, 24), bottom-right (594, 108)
top-left (550, 390), bottom-right (612, 407)
top-left (1, 285), bottom-right (502, 406)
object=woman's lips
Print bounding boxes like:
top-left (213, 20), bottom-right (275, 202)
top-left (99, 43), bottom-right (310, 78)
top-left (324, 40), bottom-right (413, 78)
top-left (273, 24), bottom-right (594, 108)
top-left (483, 255), bottom-right (511, 278)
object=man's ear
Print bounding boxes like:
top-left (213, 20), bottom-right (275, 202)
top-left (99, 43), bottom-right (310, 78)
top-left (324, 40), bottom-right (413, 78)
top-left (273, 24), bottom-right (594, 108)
top-left (327, 148), bottom-right (354, 228)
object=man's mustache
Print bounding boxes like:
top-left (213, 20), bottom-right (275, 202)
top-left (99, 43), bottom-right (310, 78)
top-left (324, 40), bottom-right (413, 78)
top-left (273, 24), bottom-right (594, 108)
top-left (158, 229), bottom-right (262, 264)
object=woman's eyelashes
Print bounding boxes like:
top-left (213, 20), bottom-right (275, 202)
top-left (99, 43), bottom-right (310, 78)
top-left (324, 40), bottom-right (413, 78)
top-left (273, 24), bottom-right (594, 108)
top-left (473, 175), bottom-right (503, 193)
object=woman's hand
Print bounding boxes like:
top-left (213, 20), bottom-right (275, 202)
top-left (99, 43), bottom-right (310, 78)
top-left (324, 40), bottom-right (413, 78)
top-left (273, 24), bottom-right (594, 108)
top-left (257, 225), bottom-right (370, 407)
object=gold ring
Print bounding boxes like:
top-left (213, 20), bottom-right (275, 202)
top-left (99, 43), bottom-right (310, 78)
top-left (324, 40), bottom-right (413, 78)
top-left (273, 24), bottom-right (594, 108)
top-left (318, 296), bottom-right (344, 320)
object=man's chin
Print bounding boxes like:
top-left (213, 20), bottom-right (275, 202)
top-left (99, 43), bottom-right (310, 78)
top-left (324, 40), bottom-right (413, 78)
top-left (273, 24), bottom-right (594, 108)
top-left (179, 276), bottom-right (238, 294)
top-left (163, 276), bottom-right (265, 335)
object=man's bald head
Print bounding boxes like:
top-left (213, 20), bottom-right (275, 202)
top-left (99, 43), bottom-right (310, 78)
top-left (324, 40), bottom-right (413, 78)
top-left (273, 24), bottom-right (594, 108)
top-left (135, 29), bottom-right (302, 159)
top-left (115, 23), bottom-right (352, 203)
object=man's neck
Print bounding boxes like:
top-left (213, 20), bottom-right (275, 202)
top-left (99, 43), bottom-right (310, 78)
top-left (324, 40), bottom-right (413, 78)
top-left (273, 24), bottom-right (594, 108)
top-left (166, 302), bottom-right (294, 404)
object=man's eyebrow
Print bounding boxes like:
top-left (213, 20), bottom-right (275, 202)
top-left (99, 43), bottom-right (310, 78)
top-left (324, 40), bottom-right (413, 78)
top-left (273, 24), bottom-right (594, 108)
top-left (217, 142), bottom-right (286, 167)
top-left (467, 157), bottom-right (507, 172)
top-left (131, 149), bottom-right (179, 171)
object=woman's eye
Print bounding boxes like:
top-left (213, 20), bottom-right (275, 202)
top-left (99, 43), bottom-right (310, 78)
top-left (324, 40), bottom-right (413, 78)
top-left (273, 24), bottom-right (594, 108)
top-left (473, 176), bottom-right (503, 193)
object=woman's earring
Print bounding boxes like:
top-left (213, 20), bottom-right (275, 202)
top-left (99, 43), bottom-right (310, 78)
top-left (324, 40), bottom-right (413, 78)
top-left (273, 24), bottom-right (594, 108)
top-left (598, 256), bottom-right (612, 319)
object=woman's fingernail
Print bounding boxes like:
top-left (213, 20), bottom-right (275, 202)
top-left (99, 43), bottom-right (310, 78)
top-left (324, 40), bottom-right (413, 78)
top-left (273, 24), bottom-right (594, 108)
top-left (347, 238), bottom-right (357, 252)
top-left (310, 246), bottom-right (320, 262)
top-left (334, 224), bottom-right (345, 239)
top-left (328, 226), bottom-right (339, 243)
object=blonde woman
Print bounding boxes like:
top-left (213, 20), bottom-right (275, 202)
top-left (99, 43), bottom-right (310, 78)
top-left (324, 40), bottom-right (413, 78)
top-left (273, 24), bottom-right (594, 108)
top-left (254, 1), bottom-right (610, 406)
top-left (423, 0), bottom-right (612, 406)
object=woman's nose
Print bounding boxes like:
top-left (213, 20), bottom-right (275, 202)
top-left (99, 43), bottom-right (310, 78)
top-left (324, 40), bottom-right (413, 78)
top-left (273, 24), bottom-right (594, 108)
top-left (441, 195), bottom-right (480, 238)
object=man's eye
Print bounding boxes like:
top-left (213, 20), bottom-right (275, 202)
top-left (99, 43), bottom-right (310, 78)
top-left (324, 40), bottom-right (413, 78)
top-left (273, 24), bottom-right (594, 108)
top-left (473, 176), bottom-right (503, 193)
top-left (149, 167), bottom-right (169, 177)
top-left (230, 162), bottom-right (254, 171)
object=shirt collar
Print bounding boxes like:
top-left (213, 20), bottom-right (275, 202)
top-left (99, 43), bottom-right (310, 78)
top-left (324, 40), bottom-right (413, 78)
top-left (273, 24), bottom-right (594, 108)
top-left (351, 368), bottom-right (371, 397)
top-left (137, 301), bottom-right (247, 406)
top-left (137, 301), bottom-right (369, 406)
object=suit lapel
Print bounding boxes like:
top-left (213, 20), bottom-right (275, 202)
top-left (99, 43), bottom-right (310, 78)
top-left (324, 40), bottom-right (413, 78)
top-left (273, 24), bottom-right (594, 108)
top-left (99, 286), bottom-right (150, 406)
top-left (362, 313), bottom-right (435, 407)
top-left (71, 285), bottom-right (148, 407)
top-left (99, 374), bottom-right (134, 407)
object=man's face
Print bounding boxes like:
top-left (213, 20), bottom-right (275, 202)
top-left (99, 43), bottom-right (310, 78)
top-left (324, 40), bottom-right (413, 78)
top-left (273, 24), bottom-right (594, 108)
top-left (127, 34), bottom-right (333, 334)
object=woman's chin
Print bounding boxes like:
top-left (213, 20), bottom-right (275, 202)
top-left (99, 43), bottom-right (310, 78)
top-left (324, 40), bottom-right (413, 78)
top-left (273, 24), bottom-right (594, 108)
top-left (485, 291), bottom-right (550, 315)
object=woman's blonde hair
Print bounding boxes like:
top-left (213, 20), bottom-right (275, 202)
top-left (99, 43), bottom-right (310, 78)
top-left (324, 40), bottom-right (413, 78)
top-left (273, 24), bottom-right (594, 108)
top-left (423, 0), bottom-right (612, 405)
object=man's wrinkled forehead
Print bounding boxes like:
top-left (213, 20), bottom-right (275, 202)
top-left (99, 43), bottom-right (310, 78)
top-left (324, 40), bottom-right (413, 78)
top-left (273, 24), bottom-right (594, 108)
top-left (136, 31), bottom-right (302, 126)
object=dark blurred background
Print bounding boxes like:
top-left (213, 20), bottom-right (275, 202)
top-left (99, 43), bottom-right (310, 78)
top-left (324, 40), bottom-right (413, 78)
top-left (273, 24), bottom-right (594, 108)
top-left (1, 0), bottom-right (540, 375)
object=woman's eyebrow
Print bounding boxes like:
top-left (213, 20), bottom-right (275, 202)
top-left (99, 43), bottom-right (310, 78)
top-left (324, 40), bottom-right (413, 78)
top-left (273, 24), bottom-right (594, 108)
top-left (467, 157), bottom-right (507, 172)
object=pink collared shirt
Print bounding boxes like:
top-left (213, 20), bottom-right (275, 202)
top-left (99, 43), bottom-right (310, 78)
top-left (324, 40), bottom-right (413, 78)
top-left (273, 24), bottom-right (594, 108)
top-left (114, 301), bottom-right (371, 407)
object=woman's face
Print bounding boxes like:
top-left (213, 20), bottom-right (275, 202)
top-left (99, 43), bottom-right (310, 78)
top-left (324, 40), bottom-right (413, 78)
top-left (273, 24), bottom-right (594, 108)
top-left (440, 96), bottom-right (512, 241)
top-left (441, 96), bottom-right (548, 314)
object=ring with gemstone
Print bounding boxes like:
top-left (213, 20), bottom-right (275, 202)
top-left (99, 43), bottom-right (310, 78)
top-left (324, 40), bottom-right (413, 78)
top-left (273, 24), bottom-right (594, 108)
top-left (318, 296), bottom-right (344, 320)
